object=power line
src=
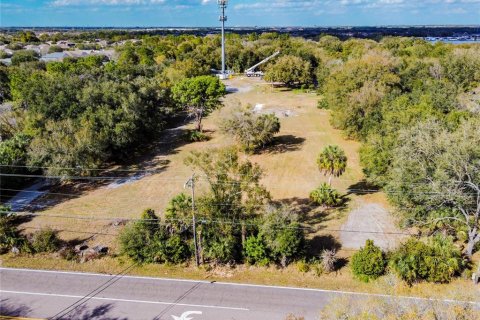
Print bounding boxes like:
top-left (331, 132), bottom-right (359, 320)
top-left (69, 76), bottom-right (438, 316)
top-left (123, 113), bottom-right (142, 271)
top-left (0, 172), bottom-right (189, 182)
top-left (11, 211), bottom-right (416, 236)
top-left (49, 263), bottom-right (137, 320)
top-left (4, 167), bottom-right (477, 192)
top-left (2, 183), bottom-right (477, 198)
top-left (0, 163), bottom-right (367, 183)
top-left (22, 226), bottom-right (118, 237)
top-left (0, 163), bottom-right (169, 173)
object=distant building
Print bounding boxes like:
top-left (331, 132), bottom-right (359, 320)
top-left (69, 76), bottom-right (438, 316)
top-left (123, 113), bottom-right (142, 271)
top-left (40, 52), bottom-right (70, 62)
top-left (40, 50), bottom-right (116, 63)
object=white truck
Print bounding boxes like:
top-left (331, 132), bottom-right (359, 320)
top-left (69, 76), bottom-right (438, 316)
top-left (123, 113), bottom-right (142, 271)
top-left (244, 51), bottom-right (280, 77)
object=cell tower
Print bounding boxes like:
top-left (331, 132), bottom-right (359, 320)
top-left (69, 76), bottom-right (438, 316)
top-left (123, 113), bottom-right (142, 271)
top-left (218, 0), bottom-right (228, 79)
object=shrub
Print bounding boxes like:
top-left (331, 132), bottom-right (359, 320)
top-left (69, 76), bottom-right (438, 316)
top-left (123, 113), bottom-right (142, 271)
top-left (48, 45), bottom-right (64, 53)
top-left (309, 183), bottom-right (343, 207)
top-left (321, 249), bottom-right (338, 273)
top-left (185, 130), bottom-right (209, 142)
top-left (31, 228), bottom-right (61, 253)
top-left (220, 106), bottom-right (280, 153)
top-left (317, 98), bottom-right (329, 109)
top-left (59, 247), bottom-right (78, 261)
top-left (120, 209), bottom-right (192, 264)
top-left (120, 209), bottom-right (161, 263)
top-left (351, 240), bottom-right (386, 282)
top-left (390, 236), bottom-right (463, 284)
top-left (202, 233), bottom-right (238, 264)
top-left (165, 193), bottom-right (192, 233)
top-left (244, 234), bottom-right (269, 266)
top-left (296, 260), bottom-right (310, 273)
top-left (312, 262), bottom-right (324, 277)
top-left (260, 208), bottom-right (305, 267)
top-left (120, 222), bottom-right (156, 263)
top-left (0, 209), bottom-right (27, 254)
top-left (11, 50), bottom-right (40, 66)
top-left (164, 234), bottom-right (191, 264)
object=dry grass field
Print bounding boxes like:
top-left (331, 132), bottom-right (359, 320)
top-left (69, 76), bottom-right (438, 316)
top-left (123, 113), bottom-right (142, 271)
top-left (4, 76), bottom-right (473, 299)
top-left (14, 76), bottom-right (396, 249)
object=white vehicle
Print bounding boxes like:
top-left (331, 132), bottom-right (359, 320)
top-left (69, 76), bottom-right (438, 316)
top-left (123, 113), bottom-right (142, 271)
top-left (244, 51), bottom-right (280, 77)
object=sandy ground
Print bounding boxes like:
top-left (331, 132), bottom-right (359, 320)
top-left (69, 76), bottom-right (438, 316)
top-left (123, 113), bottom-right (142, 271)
top-left (340, 203), bottom-right (408, 250)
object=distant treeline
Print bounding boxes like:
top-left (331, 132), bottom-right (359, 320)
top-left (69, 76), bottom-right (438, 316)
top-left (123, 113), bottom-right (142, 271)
top-left (1, 26), bottom-right (479, 41)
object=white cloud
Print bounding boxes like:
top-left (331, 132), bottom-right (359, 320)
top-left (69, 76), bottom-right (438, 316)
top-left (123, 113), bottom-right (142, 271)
top-left (51, 0), bottom-right (166, 6)
top-left (233, 0), bottom-right (480, 12)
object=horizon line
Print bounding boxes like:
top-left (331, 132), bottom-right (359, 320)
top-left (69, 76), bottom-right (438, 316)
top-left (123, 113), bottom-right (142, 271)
top-left (1, 24), bottom-right (480, 29)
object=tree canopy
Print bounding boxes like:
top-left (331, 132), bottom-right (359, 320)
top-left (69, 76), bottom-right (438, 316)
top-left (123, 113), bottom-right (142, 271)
top-left (172, 75), bottom-right (226, 132)
top-left (317, 145), bottom-right (347, 181)
top-left (387, 118), bottom-right (480, 257)
top-left (264, 55), bottom-right (313, 88)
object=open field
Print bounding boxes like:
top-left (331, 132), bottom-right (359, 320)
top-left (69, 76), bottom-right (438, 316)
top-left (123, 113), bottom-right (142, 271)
top-left (1, 76), bottom-right (423, 296)
top-left (12, 77), bottom-right (401, 250)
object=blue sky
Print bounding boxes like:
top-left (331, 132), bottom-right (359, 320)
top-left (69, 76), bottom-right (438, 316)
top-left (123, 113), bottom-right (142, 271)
top-left (1, 0), bottom-right (480, 27)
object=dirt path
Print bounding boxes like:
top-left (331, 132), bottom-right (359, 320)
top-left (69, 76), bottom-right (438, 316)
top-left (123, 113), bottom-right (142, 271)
top-left (20, 76), bottom-right (395, 250)
top-left (340, 203), bottom-right (407, 250)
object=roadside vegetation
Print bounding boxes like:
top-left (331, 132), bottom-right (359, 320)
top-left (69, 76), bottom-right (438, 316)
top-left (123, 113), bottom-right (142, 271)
top-left (1, 31), bottom-right (480, 294)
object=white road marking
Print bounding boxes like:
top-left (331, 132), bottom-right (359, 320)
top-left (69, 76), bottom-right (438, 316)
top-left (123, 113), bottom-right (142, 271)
top-left (1, 267), bottom-right (479, 306)
top-left (172, 310), bottom-right (202, 320)
top-left (0, 267), bottom-right (212, 284)
top-left (0, 290), bottom-right (249, 311)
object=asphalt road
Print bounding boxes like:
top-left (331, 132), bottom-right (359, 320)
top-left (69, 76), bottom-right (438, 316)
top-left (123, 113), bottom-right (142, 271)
top-left (0, 267), bottom-right (478, 320)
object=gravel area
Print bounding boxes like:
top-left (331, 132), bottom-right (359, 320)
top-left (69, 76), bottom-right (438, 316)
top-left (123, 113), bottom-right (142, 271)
top-left (340, 203), bottom-right (407, 250)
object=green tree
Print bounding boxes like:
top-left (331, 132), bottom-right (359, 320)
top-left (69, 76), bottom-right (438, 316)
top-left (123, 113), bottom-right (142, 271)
top-left (318, 35), bottom-right (343, 55)
top-left (28, 119), bottom-right (106, 178)
top-left (264, 55), bottom-right (313, 88)
top-left (0, 133), bottom-right (32, 189)
top-left (117, 46), bottom-right (139, 66)
top-left (323, 50), bottom-right (400, 140)
top-left (163, 58), bottom-right (210, 84)
top-left (11, 50), bottom-right (40, 66)
top-left (18, 31), bottom-right (40, 43)
top-left (0, 207), bottom-right (28, 254)
top-left (172, 75), bottom-right (226, 132)
top-left (259, 206), bottom-right (305, 267)
top-left (387, 119), bottom-right (480, 257)
top-left (441, 48), bottom-right (480, 90)
top-left (0, 65), bottom-right (10, 103)
top-left (48, 45), bottom-right (64, 53)
top-left (317, 145), bottom-right (347, 184)
top-left (185, 147), bottom-right (270, 255)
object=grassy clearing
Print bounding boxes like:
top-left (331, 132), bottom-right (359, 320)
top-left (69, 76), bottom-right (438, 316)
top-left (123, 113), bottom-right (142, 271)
top-left (5, 76), bottom-right (470, 299)
top-left (18, 76), bottom-right (374, 250)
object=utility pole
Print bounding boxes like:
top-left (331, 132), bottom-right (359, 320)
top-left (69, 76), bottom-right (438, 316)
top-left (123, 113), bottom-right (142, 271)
top-left (218, 0), bottom-right (228, 79)
top-left (185, 174), bottom-right (200, 267)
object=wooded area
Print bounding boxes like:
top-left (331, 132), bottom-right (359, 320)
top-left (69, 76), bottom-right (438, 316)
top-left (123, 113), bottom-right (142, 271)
top-left (1, 32), bottom-right (479, 284)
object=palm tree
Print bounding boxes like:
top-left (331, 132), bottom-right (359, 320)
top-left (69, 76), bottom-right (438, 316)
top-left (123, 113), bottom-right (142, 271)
top-left (317, 145), bottom-right (347, 185)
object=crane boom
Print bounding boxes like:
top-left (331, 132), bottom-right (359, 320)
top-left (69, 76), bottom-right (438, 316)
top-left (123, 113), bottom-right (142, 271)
top-left (245, 51), bottom-right (280, 77)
